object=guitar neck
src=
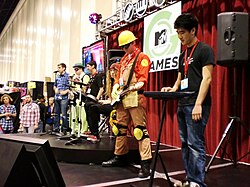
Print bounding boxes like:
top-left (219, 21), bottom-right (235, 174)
top-left (120, 89), bottom-right (130, 97)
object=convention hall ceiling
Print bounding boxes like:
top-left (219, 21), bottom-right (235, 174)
top-left (0, 0), bottom-right (20, 35)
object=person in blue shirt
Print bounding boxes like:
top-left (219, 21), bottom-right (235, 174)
top-left (53, 63), bottom-right (70, 134)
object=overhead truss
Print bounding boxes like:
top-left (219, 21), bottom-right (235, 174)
top-left (96, 0), bottom-right (180, 39)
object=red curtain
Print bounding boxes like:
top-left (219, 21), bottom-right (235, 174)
top-left (107, 0), bottom-right (250, 163)
top-left (181, 0), bottom-right (250, 163)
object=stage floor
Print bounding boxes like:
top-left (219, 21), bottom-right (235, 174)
top-left (3, 133), bottom-right (250, 187)
top-left (58, 141), bottom-right (250, 187)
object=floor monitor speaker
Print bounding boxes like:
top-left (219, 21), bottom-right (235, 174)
top-left (0, 135), bottom-right (65, 187)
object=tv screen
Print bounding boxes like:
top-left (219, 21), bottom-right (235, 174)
top-left (82, 40), bottom-right (105, 72)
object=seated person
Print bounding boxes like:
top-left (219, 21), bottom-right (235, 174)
top-left (86, 62), bottom-right (120, 142)
top-left (84, 61), bottom-right (104, 142)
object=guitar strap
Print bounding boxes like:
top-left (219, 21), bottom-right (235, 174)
top-left (123, 52), bottom-right (140, 90)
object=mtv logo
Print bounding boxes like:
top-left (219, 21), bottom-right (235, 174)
top-left (154, 29), bottom-right (167, 46)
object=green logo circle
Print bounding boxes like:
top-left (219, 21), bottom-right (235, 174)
top-left (145, 11), bottom-right (179, 58)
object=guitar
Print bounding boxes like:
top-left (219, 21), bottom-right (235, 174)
top-left (111, 88), bottom-right (130, 107)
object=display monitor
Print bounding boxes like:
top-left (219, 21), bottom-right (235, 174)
top-left (82, 40), bottom-right (105, 72)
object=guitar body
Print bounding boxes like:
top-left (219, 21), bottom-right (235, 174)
top-left (111, 89), bottom-right (130, 107)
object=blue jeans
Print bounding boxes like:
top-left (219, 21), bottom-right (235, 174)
top-left (35, 120), bottom-right (44, 133)
top-left (54, 99), bottom-right (69, 131)
top-left (177, 105), bottom-right (210, 187)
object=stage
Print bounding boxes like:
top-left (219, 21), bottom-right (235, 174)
top-left (14, 133), bottom-right (141, 164)
top-left (1, 133), bottom-right (250, 186)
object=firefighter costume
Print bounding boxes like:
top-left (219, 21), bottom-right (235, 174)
top-left (102, 30), bottom-right (152, 178)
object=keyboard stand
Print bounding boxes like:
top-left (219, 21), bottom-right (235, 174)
top-left (144, 91), bottom-right (195, 187)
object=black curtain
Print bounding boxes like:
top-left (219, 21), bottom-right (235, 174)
top-left (46, 82), bottom-right (55, 99)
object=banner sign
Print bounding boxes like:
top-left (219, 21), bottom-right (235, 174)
top-left (123, 0), bottom-right (169, 22)
top-left (143, 1), bottom-right (181, 72)
top-left (124, 2), bottom-right (134, 22)
top-left (153, 0), bottom-right (165, 7)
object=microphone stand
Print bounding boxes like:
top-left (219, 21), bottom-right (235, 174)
top-left (64, 81), bottom-right (92, 145)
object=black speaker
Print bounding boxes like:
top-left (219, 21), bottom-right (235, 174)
top-left (217, 12), bottom-right (249, 66)
top-left (0, 135), bottom-right (65, 187)
top-left (32, 81), bottom-right (44, 100)
top-left (107, 49), bottom-right (125, 67)
top-left (0, 141), bottom-right (42, 186)
top-left (46, 82), bottom-right (55, 99)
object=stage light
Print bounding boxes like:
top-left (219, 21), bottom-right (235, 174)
top-left (89, 13), bottom-right (102, 24)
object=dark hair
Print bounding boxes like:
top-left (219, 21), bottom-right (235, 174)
top-left (174, 13), bottom-right (198, 35)
top-left (58, 63), bottom-right (67, 69)
top-left (37, 94), bottom-right (45, 100)
top-left (87, 61), bottom-right (97, 69)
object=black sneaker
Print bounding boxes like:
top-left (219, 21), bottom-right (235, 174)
top-left (102, 155), bottom-right (128, 167)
